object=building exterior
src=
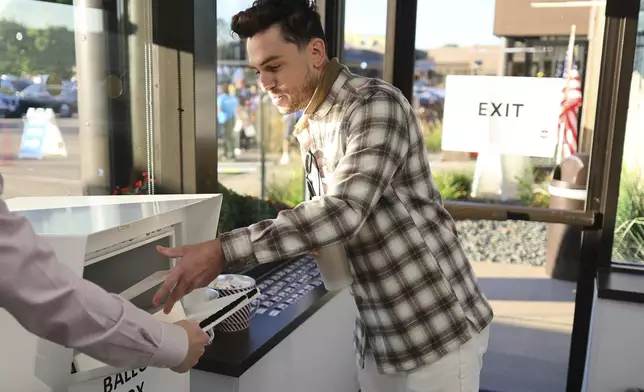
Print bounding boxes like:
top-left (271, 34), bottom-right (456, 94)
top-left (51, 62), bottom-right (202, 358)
top-left (426, 45), bottom-right (502, 77)
top-left (343, 32), bottom-right (434, 78)
top-left (494, 0), bottom-right (591, 37)
top-left (344, 33), bottom-right (386, 53)
top-left (493, 0), bottom-right (592, 77)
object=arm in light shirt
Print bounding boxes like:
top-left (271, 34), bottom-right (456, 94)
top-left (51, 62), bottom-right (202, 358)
top-left (0, 175), bottom-right (188, 370)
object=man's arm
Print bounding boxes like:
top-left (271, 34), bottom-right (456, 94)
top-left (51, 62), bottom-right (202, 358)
top-left (220, 91), bottom-right (410, 264)
top-left (0, 176), bottom-right (188, 370)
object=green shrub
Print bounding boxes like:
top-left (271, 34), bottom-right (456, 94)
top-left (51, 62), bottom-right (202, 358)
top-left (266, 169), bottom-right (305, 208)
top-left (216, 183), bottom-right (290, 234)
top-left (516, 166), bottom-right (550, 208)
top-left (421, 119), bottom-right (443, 153)
top-left (433, 171), bottom-right (472, 201)
top-left (613, 168), bottom-right (644, 263)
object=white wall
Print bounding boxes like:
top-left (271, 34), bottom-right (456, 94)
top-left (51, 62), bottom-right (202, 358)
top-left (191, 289), bottom-right (358, 392)
top-left (586, 275), bottom-right (644, 391)
top-left (623, 72), bottom-right (644, 174)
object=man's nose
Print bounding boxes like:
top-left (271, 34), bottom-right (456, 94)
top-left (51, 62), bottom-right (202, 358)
top-left (259, 74), bottom-right (276, 92)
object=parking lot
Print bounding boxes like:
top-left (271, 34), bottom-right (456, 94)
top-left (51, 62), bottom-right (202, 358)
top-left (0, 118), bottom-right (82, 199)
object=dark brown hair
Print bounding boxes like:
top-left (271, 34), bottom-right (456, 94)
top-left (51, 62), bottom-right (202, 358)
top-left (231, 0), bottom-right (326, 50)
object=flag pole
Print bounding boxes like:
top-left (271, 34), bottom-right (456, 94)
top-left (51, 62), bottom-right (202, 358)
top-left (556, 24), bottom-right (576, 165)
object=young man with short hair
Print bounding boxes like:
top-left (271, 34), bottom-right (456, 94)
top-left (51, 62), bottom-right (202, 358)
top-left (154, 1), bottom-right (493, 390)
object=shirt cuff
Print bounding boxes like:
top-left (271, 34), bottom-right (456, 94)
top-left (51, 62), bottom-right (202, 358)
top-left (219, 228), bottom-right (257, 264)
top-left (151, 323), bottom-right (189, 369)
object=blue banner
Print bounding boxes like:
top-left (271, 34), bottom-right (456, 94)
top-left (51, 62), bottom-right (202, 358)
top-left (18, 123), bottom-right (46, 160)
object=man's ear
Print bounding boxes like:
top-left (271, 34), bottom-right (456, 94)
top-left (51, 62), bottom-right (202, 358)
top-left (308, 38), bottom-right (327, 68)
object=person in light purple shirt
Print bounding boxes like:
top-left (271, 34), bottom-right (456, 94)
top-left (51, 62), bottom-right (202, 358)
top-left (0, 174), bottom-right (209, 373)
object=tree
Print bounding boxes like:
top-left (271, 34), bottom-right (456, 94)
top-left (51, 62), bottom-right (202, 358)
top-left (0, 19), bottom-right (75, 78)
top-left (0, 20), bottom-right (33, 76)
top-left (26, 26), bottom-right (76, 78)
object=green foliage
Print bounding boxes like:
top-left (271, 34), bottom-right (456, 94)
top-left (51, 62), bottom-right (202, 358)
top-left (217, 183), bottom-right (291, 234)
top-left (420, 119), bottom-right (443, 153)
top-left (431, 167), bottom-right (550, 208)
top-left (516, 167), bottom-right (550, 208)
top-left (613, 168), bottom-right (644, 263)
top-left (425, 127), bottom-right (443, 153)
top-left (219, 169), bottom-right (304, 233)
top-left (265, 169), bottom-right (305, 208)
top-left (433, 172), bottom-right (472, 201)
top-left (0, 19), bottom-right (75, 79)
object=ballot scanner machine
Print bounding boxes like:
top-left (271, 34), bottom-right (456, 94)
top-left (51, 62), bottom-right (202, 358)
top-left (1, 194), bottom-right (257, 392)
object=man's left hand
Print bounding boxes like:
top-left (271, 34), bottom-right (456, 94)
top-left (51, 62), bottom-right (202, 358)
top-left (153, 239), bottom-right (225, 314)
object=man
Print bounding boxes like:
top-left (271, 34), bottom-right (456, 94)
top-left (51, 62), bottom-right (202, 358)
top-left (154, 0), bottom-right (493, 391)
top-left (217, 83), bottom-right (241, 160)
top-left (241, 84), bottom-right (261, 150)
top-left (0, 174), bottom-right (209, 374)
top-left (280, 109), bottom-right (303, 165)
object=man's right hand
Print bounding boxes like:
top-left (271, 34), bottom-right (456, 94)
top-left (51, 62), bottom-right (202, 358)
top-left (170, 320), bottom-right (209, 373)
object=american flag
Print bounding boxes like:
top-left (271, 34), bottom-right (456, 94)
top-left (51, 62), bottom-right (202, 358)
top-left (556, 58), bottom-right (583, 160)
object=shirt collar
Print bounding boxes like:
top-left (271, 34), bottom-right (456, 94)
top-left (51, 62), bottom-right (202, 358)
top-left (294, 58), bottom-right (347, 136)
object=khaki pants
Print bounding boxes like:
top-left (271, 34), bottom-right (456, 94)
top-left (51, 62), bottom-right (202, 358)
top-left (358, 324), bottom-right (490, 392)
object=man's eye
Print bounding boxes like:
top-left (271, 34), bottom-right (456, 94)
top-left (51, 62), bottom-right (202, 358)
top-left (267, 65), bottom-right (281, 72)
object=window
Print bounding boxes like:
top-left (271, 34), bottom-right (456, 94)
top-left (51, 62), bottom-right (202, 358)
top-left (612, 1), bottom-right (644, 265)
top-left (215, 1), bottom-right (305, 235)
top-left (0, 0), bottom-right (156, 198)
top-left (342, 0), bottom-right (387, 78)
top-left (413, 0), bottom-right (595, 210)
top-left (409, 1), bottom-right (606, 391)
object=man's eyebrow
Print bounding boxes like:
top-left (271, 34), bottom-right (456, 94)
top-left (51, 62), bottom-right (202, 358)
top-left (258, 55), bottom-right (283, 67)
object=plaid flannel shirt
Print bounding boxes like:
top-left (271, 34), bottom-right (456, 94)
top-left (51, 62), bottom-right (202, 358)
top-left (220, 63), bottom-right (493, 374)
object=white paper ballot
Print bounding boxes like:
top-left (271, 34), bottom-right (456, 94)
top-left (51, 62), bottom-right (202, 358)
top-left (153, 302), bottom-right (187, 323)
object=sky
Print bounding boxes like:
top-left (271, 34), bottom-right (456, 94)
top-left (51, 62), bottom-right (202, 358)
top-left (0, 0), bottom-right (500, 49)
top-left (219, 0), bottom-right (500, 49)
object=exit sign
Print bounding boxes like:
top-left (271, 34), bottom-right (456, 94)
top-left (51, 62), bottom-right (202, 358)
top-left (441, 75), bottom-right (565, 158)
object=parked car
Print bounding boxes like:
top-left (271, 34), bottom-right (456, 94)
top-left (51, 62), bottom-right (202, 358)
top-left (0, 75), bottom-right (32, 118)
top-left (13, 80), bottom-right (77, 118)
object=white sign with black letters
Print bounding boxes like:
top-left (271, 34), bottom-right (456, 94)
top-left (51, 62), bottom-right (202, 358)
top-left (68, 366), bottom-right (188, 392)
top-left (441, 75), bottom-right (565, 158)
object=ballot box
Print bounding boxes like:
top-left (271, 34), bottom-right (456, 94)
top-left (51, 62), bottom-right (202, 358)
top-left (0, 194), bottom-right (256, 392)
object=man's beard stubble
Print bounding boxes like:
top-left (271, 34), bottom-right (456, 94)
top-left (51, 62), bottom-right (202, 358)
top-left (283, 68), bottom-right (318, 114)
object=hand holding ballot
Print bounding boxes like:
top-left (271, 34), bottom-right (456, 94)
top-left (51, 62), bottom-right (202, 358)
top-left (171, 320), bottom-right (210, 373)
top-left (154, 239), bottom-right (226, 314)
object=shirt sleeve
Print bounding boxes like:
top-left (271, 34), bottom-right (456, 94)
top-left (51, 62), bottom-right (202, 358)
top-left (220, 91), bottom-right (410, 264)
top-left (0, 175), bottom-right (188, 370)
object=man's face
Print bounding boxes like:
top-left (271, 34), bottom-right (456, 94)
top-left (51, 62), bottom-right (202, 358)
top-left (247, 25), bottom-right (322, 114)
